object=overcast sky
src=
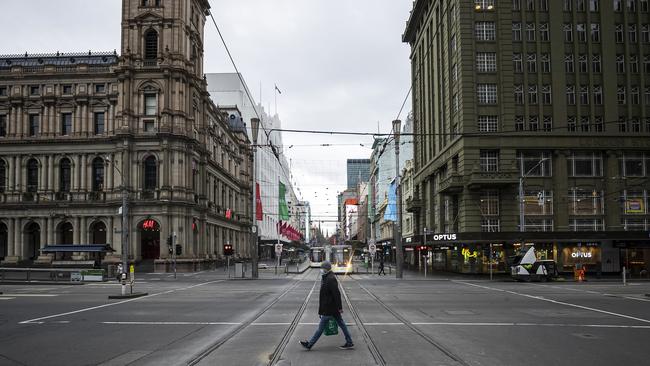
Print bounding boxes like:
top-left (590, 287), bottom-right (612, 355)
top-left (0, 0), bottom-right (413, 234)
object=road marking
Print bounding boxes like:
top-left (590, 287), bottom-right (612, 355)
top-left (102, 321), bottom-right (241, 325)
top-left (1, 294), bottom-right (58, 297)
top-left (18, 279), bottom-right (224, 324)
top-left (411, 322), bottom-right (650, 329)
top-left (456, 281), bottom-right (650, 324)
top-left (251, 322), bottom-right (291, 326)
top-left (0, 297), bottom-right (16, 300)
top-left (536, 284), bottom-right (650, 302)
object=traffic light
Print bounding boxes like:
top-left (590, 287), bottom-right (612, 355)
top-left (223, 244), bottom-right (233, 256)
top-left (175, 244), bottom-right (182, 256)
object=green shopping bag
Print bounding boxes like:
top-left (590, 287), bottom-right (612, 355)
top-left (324, 318), bottom-right (339, 336)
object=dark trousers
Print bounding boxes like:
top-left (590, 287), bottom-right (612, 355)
top-left (378, 265), bottom-right (385, 275)
top-left (308, 313), bottom-right (353, 346)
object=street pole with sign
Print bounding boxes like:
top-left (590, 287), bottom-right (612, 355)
top-left (251, 118), bottom-right (260, 279)
top-left (393, 119), bottom-right (404, 279)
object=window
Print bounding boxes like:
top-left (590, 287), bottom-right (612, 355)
top-left (646, 87), bottom-right (650, 104)
top-left (543, 116), bottom-right (553, 131)
top-left (30, 86), bottom-right (40, 96)
top-left (477, 52), bottom-right (497, 72)
top-left (643, 0), bottom-right (649, 11)
top-left (566, 85), bottom-right (576, 105)
top-left (514, 0), bottom-right (521, 10)
top-left (578, 54), bottom-right (588, 73)
top-left (616, 55), bottom-right (625, 73)
top-left (589, 0), bottom-right (600, 11)
top-left (525, 218), bottom-right (554, 232)
top-left (144, 30), bottom-right (158, 60)
top-left (540, 0), bottom-right (548, 11)
top-left (59, 158), bottom-right (71, 192)
top-left (142, 0), bottom-right (161, 6)
top-left (622, 218), bottom-right (649, 230)
top-left (513, 22), bottom-right (522, 41)
top-left (523, 190), bottom-right (554, 216)
top-left (577, 24), bottom-right (587, 42)
top-left (0, 86), bottom-right (7, 96)
top-left (614, 0), bottom-right (623, 11)
top-left (621, 190), bottom-right (648, 215)
top-left (513, 54), bottom-right (523, 72)
top-left (569, 189), bottom-right (604, 215)
top-left (92, 158), bottom-right (104, 192)
top-left (643, 25), bottom-right (650, 43)
top-left (144, 120), bottom-right (155, 132)
top-left (515, 116), bottom-right (525, 131)
top-left (478, 116), bottom-right (498, 132)
top-left (631, 87), bottom-right (640, 104)
top-left (0, 160), bottom-right (5, 193)
top-left (568, 116), bottom-right (577, 131)
top-left (527, 54), bottom-right (537, 73)
top-left (646, 118), bottom-right (650, 132)
top-left (594, 116), bottom-right (604, 131)
top-left (564, 0), bottom-right (572, 11)
top-left (577, 0), bottom-right (586, 10)
top-left (630, 24), bottom-right (638, 42)
top-left (570, 218), bottom-right (605, 231)
top-left (526, 23), bottom-right (536, 41)
top-left (527, 0), bottom-right (535, 10)
top-left (529, 116), bottom-right (539, 131)
top-left (62, 85), bottom-right (72, 95)
top-left (514, 85), bottom-right (524, 104)
top-left (565, 54), bottom-right (574, 72)
top-left (528, 85), bottom-right (538, 104)
top-left (475, 22), bottom-right (496, 41)
top-left (480, 190), bottom-right (500, 232)
top-left (628, 0), bottom-right (637, 11)
top-left (542, 85), bottom-right (552, 104)
top-left (564, 24), bottom-right (573, 42)
top-left (594, 85), bottom-right (603, 104)
top-left (29, 115), bottom-right (39, 136)
top-left (592, 54), bottom-right (601, 73)
top-left (144, 94), bottom-right (157, 115)
top-left (0, 115), bottom-right (6, 137)
top-left (90, 112), bottom-right (104, 135)
top-left (541, 54), bottom-right (550, 72)
top-left (452, 93), bottom-right (460, 113)
top-left (451, 35), bottom-right (457, 52)
top-left (630, 55), bottom-right (639, 72)
top-left (580, 117), bottom-right (590, 132)
top-left (144, 156), bottom-right (157, 191)
top-left (475, 0), bottom-right (495, 10)
top-left (617, 86), bottom-right (626, 104)
top-left (580, 86), bottom-right (589, 105)
top-left (539, 23), bottom-right (549, 41)
top-left (61, 113), bottom-right (72, 136)
top-left (591, 24), bottom-right (600, 42)
top-left (477, 84), bottom-right (498, 104)
top-left (452, 64), bottom-right (458, 82)
top-left (480, 150), bottom-right (499, 172)
top-left (631, 118), bottom-right (641, 131)
top-left (645, 56), bottom-right (650, 73)
top-left (619, 116), bottom-right (629, 132)
top-left (27, 159), bottom-right (38, 193)
top-left (568, 152), bottom-right (603, 176)
top-left (518, 151), bottom-right (552, 176)
top-left (615, 24), bottom-right (624, 43)
top-left (94, 84), bottom-right (105, 94)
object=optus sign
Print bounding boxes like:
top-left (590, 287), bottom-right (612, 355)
top-left (571, 252), bottom-right (592, 258)
top-left (431, 234), bottom-right (457, 241)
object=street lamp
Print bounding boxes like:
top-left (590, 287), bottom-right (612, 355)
top-left (105, 156), bottom-right (129, 296)
top-left (251, 118), bottom-right (260, 279)
top-left (519, 157), bottom-right (550, 233)
top-left (392, 119), bottom-right (404, 279)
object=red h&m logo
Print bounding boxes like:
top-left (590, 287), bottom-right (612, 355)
top-left (142, 219), bottom-right (157, 231)
top-left (225, 209), bottom-right (232, 219)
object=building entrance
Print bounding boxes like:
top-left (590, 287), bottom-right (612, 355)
top-left (140, 219), bottom-right (160, 260)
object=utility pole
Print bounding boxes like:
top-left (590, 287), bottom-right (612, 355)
top-left (393, 119), bottom-right (404, 279)
top-left (251, 118), bottom-right (260, 278)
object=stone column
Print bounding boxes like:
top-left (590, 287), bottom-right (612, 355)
top-left (106, 155), bottom-right (114, 191)
top-left (15, 157), bottom-right (21, 192)
top-left (553, 150), bottom-right (570, 231)
top-left (38, 157), bottom-right (46, 192)
top-left (47, 217), bottom-right (54, 245)
top-left (8, 156), bottom-right (14, 192)
top-left (39, 218), bottom-right (47, 250)
top-left (73, 216), bottom-right (81, 244)
top-left (14, 218), bottom-right (21, 259)
top-left (71, 155), bottom-right (79, 191)
top-left (48, 156), bottom-right (54, 192)
top-left (7, 218), bottom-right (15, 257)
top-left (80, 154), bottom-right (87, 192)
top-left (80, 216), bottom-right (87, 244)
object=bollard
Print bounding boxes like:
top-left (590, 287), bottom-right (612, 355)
top-left (623, 266), bottom-right (627, 286)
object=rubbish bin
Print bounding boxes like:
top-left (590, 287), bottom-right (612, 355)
top-left (234, 262), bottom-right (244, 278)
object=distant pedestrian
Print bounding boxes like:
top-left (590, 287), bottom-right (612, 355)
top-left (300, 261), bottom-right (354, 350)
top-left (378, 257), bottom-right (386, 276)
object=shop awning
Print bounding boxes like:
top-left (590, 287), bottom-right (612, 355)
top-left (40, 244), bottom-right (115, 253)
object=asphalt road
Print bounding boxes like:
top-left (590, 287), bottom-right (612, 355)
top-left (1, 268), bottom-right (649, 366)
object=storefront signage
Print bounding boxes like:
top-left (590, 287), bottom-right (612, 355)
top-left (571, 252), bottom-right (592, 258)
top-left (461, 248), bottom-right (478, 261)
top-left (625, 199), bottom-right (645, 214)
top-left (142, 219), bottom-right (157, 231)
top-left (431, 234), bottom-right (457, 241)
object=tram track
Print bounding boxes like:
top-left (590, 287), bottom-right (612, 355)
top-left (187, 268), bottom-right (318, 366)
top-left (343, 275), bottom-right (471, 366)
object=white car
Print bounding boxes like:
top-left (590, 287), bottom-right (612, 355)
top-left (258, 263), bottom-right (269, 269)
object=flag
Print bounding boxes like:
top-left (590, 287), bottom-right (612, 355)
top-left (383, 180), bottom-right (397, 222)
top-left (278, 181), bottom-right (290, 220)
top-left (275, 84), bottom-right (282, 94)
top-left (255, 183), bottom-right (263, 221)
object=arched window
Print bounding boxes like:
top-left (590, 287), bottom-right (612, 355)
top-left (144, 30), bottom-right (158, 60)
top-left (90, 221), bottom-right (107, 244)
top-left (57, 222), bottom-right (74, 245)
top-left (0, 160), bottom-right (6, 193)
top-left (92, 157), bottom-right (104, 192)
top-left (26, 159), bottom-right (38, 193)
top-left (59, 158), bottom-right (71, 192)
top-left (144, 156), bottom-right (157, 191)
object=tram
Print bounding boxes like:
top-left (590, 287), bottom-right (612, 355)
top-left (310, 247), bottom-right (325, 268)
top-left (330, 245), bottom-right (353, 274)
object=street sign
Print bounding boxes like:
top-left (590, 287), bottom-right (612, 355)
top-left (369, 243), bottom-right (377, 254)
top-left (275, 244), bottom-right (283, 255)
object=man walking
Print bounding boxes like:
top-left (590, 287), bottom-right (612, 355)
top-left (378, 256), bottom-right (386, 276)
top-left (300, 261), bottom-right (354, 350)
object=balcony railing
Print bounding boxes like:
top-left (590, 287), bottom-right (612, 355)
top-left (438, 174), bottom-right (465, 193)
top-left (467, 170), bottom-right (519, 190)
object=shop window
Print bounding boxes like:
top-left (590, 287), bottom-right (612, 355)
top-left (621, 190), bottom-right (648, 214)
top-left (569, 189), bottom-right (604, 215)
top-left (523, 190), bottom-right (553, 215)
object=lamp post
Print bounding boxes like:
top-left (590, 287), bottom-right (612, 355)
top-left (106, 155), bottom-right (129, 297)
top-left (393, 119), bottom-right (404, 279)
top-left (519, 157), bottom-right (550, 233)
top-left (251, 118), bottom-right (260, 279)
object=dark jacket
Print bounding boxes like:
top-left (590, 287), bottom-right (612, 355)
top-left (318, 271), bottom-right (342, 316)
